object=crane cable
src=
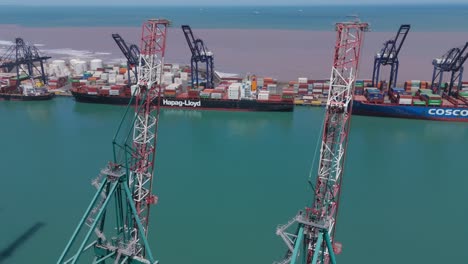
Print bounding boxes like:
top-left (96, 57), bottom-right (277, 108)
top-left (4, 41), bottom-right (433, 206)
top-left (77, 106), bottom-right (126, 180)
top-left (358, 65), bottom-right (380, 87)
top-left (307, 111), bottom-right (325, 193)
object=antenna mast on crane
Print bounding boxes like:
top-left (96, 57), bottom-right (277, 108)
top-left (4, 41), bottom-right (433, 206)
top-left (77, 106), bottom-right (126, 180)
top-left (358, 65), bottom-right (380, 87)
top-left (57, 18), bottom-right (170, 264)
top-left (275, 19), bottom-right (369, 264)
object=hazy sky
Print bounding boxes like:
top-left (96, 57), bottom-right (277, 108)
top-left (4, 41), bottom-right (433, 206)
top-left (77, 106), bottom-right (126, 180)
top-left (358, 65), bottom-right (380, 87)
top-left (0, 0), bottom-right (466, 5)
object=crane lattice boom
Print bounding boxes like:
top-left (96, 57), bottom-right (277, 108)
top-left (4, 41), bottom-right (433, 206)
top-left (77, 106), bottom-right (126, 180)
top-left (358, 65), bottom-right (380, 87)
top-left (57, 19), bottom-right (169, 264)
top-left (132, 18), bottom-right (169, 236)
top-left (275, 19), bottom-right (369, 264)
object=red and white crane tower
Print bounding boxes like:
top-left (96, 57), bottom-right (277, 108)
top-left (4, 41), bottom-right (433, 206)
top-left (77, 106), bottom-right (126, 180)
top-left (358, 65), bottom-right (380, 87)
top-left (57, 18), bottom-right (169, 264)
top-left (275, 19), bottom-right (369, 264)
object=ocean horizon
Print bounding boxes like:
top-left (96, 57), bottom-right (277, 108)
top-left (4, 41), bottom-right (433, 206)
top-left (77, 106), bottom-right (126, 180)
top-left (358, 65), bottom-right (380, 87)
top-left (0, 4), bottom-right (467, 31)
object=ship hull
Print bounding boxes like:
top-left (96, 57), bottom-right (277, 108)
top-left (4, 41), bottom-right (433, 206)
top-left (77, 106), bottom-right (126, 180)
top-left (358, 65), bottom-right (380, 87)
top-left (352, 99), bottom-right (468, 122)
top-left (71, 91), bottom-right (294, 112)
top-left (0, 93), bottom-right (55, 101)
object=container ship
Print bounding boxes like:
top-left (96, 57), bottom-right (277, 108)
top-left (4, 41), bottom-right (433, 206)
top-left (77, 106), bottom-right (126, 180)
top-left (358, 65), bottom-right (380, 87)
top-left (286, 77), bottom-right (468, 122)
top-left (351, 80), bottom-right (468, 122)
top-left (71, 82), bottom-right (294, 112)
top-left (66, 62), bottom-right (294, 112)
top-left (0, 74), bottom-right (55, 101)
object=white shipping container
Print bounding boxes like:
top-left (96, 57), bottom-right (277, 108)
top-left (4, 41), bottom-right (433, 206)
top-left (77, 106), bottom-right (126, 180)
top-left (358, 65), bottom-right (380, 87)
top-left (101, 86), bottom-right (111, 90)
top-left (100, 73), bottom-right (108, 80)
top-left (298, 77), bottom-right (308, 84)
top-left (314, 83), bottom-right (324, 88)
top-left (303, 96), bottom-right (314, 100)
top-left (110, 90), bottom-right (120, 96)
top-left (174, 77), bottom-right (183, 85)
top-left (180, 72), bottom-right (188, 80)
top-left (87, 92), bottom-right (98, 95)
top-left (211, 93), bottom-right (222, 99)
top-left (79, 80), bottom-right (88, 83)
top-left (313, 89), bottom-right (322, 93)
top-left (229, 83), bottom-right (242, 89)
top-left (410, 87), bottom-right (419, 93)
top-left (399, 98), bottom-right (412, 105)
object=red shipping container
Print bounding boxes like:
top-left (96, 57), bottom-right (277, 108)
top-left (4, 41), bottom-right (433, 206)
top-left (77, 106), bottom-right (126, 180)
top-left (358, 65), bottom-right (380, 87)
top-left (268, 98), bottom-right (283, 102)
top-left (99, 89), bottom-right (110, 95)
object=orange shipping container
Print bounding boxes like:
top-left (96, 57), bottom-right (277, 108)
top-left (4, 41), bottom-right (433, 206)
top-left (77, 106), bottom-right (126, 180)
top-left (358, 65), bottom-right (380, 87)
top-left (252, 80), bottom-right (257, 91)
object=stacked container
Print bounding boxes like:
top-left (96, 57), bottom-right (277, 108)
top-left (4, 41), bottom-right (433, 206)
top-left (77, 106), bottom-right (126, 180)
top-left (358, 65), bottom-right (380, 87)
top-left (257, 77), bottom-right (264, 90)
top-left (282, 89), bottom-right (294, 101)
top-left (419, 90), bottom-right (442, 106)
top-left (267, 84), bottom-right (278, 94)
top-left (200, 89), bottom-right (212, 99)
top-left (258, 90), bottom-right (269, 101)
top-left (164, 83), bottom-right (181, 97)
top-left (405, 80), bottom-right (422, 94)
top-left (354, 80), bottom-right (364, 95)
top-left (228, 83), bottom-right (241, 100)
top-left (364, 87), bottom-right (384, 103)
top-left (297, 77), bottom-right (308, 95)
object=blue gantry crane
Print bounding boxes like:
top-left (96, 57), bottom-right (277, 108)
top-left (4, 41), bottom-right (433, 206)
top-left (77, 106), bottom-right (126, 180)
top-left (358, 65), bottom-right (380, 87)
top-left (431, 42), bottom-right (468, 97)
top-left (0, 37), bottom-right (50, 90)
top-left (112, 33), bottom-right (141, 86)
top-left (371, 24), bottom-right (410, 91)
top-left (181, 25), bottom-right (214, 89)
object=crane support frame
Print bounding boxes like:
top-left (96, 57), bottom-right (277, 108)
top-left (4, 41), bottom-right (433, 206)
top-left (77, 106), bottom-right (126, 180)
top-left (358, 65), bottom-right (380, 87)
top-left (181, 25), bottom-right (215, 89)
top-left (431, 42), bottom-right (468, 95)
top-left (112, 33), bottom-right (141, 85)
top-left (371, 24), bottom-right (410, 90)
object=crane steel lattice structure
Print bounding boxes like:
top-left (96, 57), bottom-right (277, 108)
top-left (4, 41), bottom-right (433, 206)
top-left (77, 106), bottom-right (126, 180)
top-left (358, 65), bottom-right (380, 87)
top-left (371, 24), bottom-right (410, 90)
top-left (57, 18), bottom-right (170, 264)
top-left (112, 33), bottom-right (141, 86)
top-left (275, 19), bottom-right (369, 264)
top-left (431, 42), bottom-right (468, 97)
top-left (181, 25), bottom-right (215, 89)
top-left (0, 37), bottom-right (50, 91)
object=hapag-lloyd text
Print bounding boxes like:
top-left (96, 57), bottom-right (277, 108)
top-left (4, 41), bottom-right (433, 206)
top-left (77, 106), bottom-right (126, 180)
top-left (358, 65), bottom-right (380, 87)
top-left (162, 99), bottom-right (201, 107)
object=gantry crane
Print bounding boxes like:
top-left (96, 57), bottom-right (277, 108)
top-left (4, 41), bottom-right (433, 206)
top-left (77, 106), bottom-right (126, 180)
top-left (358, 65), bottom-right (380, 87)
top-left (371, 24), bottom-right (410, 90)
top-left (57, 18), bottom-right (170, 264)
top-left (0, 37), bottom-right (50, 91)
top-left (112, 33), bottom-right (141, 86)
top-left (275, 19), bottom-right (369, 264)
top-left (431, 42), bottom-right (468, 98)
top-left (181, 25), bottom-right (215, 89)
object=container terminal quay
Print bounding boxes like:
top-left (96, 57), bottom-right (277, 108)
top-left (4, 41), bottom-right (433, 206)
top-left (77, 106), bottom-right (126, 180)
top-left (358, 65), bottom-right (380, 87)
top-left (0, 24), bottom-right (467, 117)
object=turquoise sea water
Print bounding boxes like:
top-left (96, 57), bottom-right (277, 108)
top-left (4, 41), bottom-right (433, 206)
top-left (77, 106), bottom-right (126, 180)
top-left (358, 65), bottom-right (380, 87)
top-left (0, 5), bottom-right (468, 31)
top-left (0, 97), bottom-right (467, 263)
